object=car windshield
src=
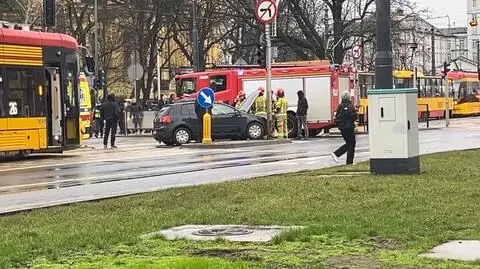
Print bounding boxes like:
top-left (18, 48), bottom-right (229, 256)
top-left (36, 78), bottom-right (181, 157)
top-left (239, 90), bottom-right (260, 113)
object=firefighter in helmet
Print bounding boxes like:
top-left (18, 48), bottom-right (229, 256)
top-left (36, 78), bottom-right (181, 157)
top-left (234, 91), bottom-right (246, 109)
top-left (254, 87), bottom-right (267, 117)
top-left (275, 88), bottom-right (288, 139)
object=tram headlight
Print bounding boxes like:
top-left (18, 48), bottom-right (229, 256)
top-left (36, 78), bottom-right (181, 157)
top-left (54, 135), bottom-right (59, 141)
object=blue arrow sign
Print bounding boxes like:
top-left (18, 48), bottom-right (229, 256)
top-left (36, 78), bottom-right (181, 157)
top-left (197, 87), bottom-right (215, 109)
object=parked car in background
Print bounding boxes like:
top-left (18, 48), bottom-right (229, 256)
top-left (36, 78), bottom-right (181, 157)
top-left (152, 98), bottom-right (266, 146)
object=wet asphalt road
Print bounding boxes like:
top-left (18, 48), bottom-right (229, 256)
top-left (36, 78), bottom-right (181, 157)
top-left (0, 118), bottom-right (479, 214)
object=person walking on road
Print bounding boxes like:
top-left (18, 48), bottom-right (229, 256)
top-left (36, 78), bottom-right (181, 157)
top-left (331, 91), bottom-right (358, 165)
top-left (194, 100), bottom-right (205, 143)
top-left (296, 90), bottom-right (309, 139)
top-left (101, 93), bottom-right (122, 149)
top-left (275, 88), bottom-right (288, 139)
top-left (93, 101), bottom-right (104, 138)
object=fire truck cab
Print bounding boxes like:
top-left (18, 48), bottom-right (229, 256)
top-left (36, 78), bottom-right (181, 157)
top-left (175, 65), bottom-right (357, 137)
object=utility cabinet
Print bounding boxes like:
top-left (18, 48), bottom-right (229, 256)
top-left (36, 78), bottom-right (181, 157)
top-left (367, 88), bottom-right (420, 174)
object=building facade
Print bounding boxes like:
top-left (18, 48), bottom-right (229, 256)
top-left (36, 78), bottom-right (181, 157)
top-left (467, 0), bottom-right (480, 61)
top-left (350, 15), bottom-right (470, 73)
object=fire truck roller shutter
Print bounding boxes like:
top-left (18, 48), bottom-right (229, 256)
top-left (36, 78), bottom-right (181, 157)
top-left (271, 78), bottom-right (303, 138)
top-left (338, 77), bottom-right (351, 104)
top-left (271, 78), bottom-right (303, 112)
top-left (243, 80), bottom-right (266, 97)
top-left (304, 76), bottom-right (332, 122)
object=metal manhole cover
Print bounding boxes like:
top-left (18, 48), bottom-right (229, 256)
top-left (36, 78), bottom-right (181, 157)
top-left (192, 228), bottom-right (254, 237)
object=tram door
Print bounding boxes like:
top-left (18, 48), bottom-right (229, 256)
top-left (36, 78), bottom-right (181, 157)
top-left (46, 68), bottom-right (63, 148)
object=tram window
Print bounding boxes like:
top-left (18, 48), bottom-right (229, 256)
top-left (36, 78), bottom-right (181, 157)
top-left (5, 68), bottom-right (44, 117)
top-left (65, 53), bottom-right (79, 109)
top-left (7, 69), bottom-right (34, 117)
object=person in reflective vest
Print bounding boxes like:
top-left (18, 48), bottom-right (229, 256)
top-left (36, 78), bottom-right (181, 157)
top-left (255, 87), bottom-right (267, 117)
top-left (275, 88), bottom-right (288, 139)
top-left (93, 101), bottom-right (104, 138)
top-left (234, 91), bottom-right (246, 109)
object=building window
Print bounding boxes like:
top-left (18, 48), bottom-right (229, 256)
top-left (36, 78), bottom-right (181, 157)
top-left (474, 0), bottom-right (477, 7)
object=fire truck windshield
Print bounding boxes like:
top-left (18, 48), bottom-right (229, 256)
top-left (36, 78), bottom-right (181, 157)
top-left (176, 78), bottom-right (197, 96)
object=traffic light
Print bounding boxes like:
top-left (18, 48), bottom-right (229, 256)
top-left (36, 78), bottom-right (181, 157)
top-left (84, 56), bottom-right (95, 74)
top-left (443, 61), bottom-right (450, 78)
top-left (256, 44), bottom-right (265, 68)
top-left (99, 69), bottom-right (106, 89)
top-left (44, 0), bottom-right (56, 27)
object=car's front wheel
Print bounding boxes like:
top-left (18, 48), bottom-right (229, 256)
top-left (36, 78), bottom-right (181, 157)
top-left (173, 127), bottom-right (192, 145)
top-left (247, 122), bottom-right (264, 140)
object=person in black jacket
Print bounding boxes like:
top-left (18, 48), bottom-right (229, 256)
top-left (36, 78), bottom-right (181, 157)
top-left (296, 90), bottom-right (309, 139)
top-left (101, 93), bottom-right (122, 149)
top-left (331, 91), bottom-right (358, 164)
top-left (194, 100), bottom-right (205, 143)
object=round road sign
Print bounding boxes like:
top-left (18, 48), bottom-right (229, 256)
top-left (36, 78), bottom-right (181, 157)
top-left (255, 0), bottom-right (277, 24)
top-left (351, 45), bottom-right (362, 59)
top-left (127, 63), bottom-right (144, 81)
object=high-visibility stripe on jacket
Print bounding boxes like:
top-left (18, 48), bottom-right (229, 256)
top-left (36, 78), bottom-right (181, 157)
top-left (94, 108), bottom-right (101, 119)
top-left (275, 97), bottom-right (288, 116)
top-left (255, 95), bottom-right (266, 115)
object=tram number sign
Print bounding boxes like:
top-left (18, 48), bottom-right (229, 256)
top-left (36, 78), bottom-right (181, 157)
top-left (9, 101), bottom-right (18, 115)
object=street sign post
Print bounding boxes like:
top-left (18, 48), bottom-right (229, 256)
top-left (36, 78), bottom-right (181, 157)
top-left (255, 0), bottom-right (278, 139)
top-left (197, 87), bottom-right (215, 144)
top-left (127, 63), bottom-right (144, 100)
top-left (197, 87), bottom-right (215, 109)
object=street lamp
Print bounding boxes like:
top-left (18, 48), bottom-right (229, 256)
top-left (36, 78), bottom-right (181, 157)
top-left (94, 0), bottom-right (98, 85)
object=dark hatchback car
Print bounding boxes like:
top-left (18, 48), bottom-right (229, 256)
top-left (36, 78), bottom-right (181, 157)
top-left (152, 100), bottom-right (266, 146)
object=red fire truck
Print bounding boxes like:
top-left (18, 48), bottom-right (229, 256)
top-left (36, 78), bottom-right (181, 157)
top-left (175, 64), bottom-right (357, 137)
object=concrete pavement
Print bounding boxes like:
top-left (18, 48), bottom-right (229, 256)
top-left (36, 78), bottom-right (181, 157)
top-left (0, 117), bottom-right (479, 214)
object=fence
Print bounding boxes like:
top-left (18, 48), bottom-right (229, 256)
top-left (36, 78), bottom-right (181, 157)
top-left (359, 104), bottom-right (430, 133)
top-left (124, 110), bottom-right (157, 134)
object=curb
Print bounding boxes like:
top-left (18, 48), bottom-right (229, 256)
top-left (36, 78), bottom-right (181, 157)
top-left (180, 139), bottom-right (292, 149)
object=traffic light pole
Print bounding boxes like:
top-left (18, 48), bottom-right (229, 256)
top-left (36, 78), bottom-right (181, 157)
top-left (265, 23), bottom-right (273, 139)
top-left (444, 61), bottom-right (449, 128)
top-left (94, 0), bottom-right (99, 97)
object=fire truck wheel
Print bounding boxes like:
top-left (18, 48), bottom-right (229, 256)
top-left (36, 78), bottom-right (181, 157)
top-left (287, 113), bottom-right (298, 138)
top-left (309, 129), bottom-right (322, 138)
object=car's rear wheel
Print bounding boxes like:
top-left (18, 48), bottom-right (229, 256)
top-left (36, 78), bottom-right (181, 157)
top-left (247, 122), bottom-right (264, 140)
top-left (173, 127), bottom-right (191, 145)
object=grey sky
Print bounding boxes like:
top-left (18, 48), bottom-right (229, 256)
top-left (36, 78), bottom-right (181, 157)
top-left (414, 0), bottom-right (467, 27)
